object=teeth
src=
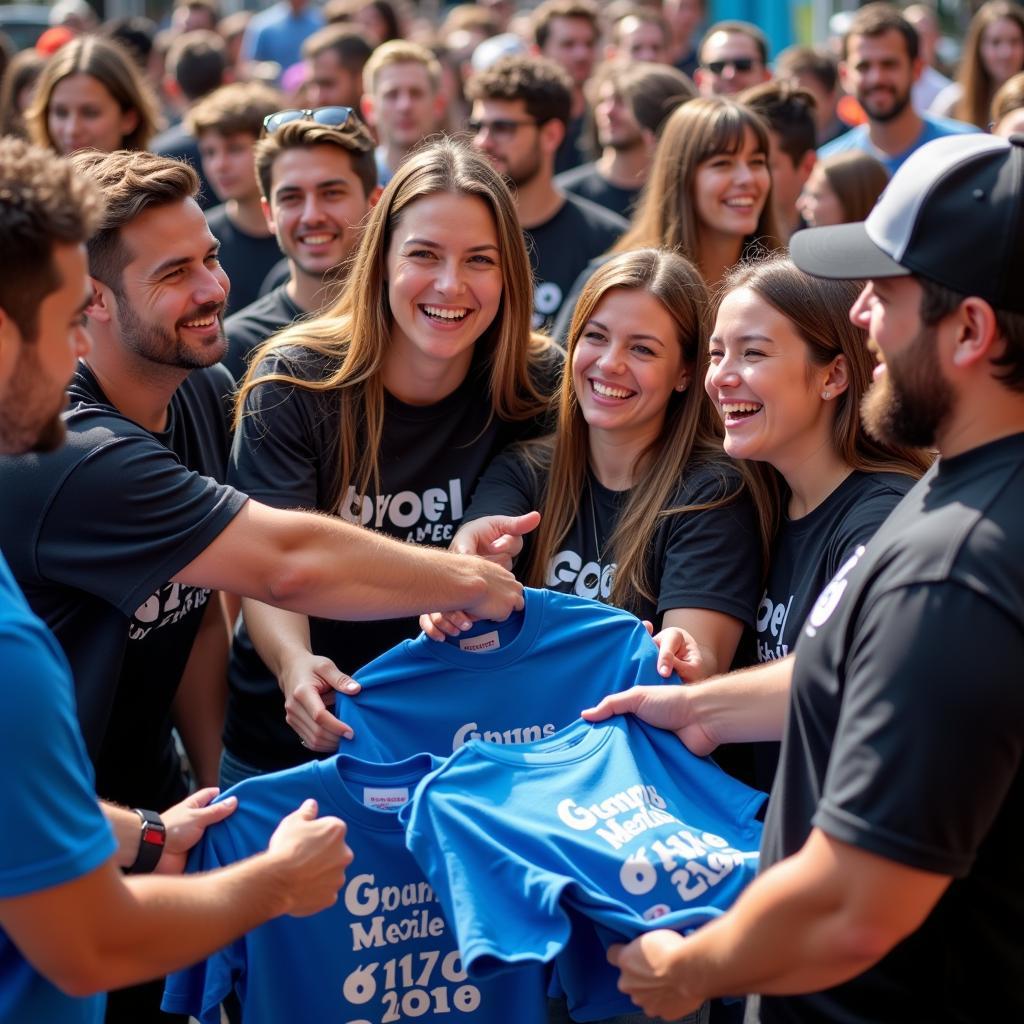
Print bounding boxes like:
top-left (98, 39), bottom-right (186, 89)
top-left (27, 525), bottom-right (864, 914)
top-left (591, 380), bottom-right (633, 399)
top-left (184, 317), bottom-right (216, 328)
top-left (721, 401), bottom-right (761, 414)
top-left (300, 234), bottom-right (334, 244)
top-left (423, 305), bottom-right (469, 320)
top-left (724, 198), bottom-right (754, 207)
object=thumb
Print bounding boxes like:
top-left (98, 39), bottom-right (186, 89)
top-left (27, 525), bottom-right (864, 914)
top-left (498, 510), bottom-right (541, 538)
top-left (296, 798), bottom-right (318, 820)
top-left (324, 664), bottom-right (360, 695)
top-left (199, 794), bottom-right (238, 825)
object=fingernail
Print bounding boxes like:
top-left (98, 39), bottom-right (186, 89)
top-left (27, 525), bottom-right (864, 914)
top-left (343, 681), bottom-right (359, 693)
top-left (343, 730), bottom-right (354, 741)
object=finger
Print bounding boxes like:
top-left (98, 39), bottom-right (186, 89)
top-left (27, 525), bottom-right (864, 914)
top-left (323, 667), bottom-right (360, 696)
top-left (186, 786), bottom-right (221, 809)
top-left (607, 943), bottom-right (623, 967)
top-left (196, 794), bottom-right (238, 824)
top-left (298, 798), bottom-right (318, 819)
top-left (419, 613), bottom-right (444, 640)
top-left (487, 510), bottom-right (541, 540)
top-left (642, 620), bottom-right (654, 636)
top-left (316, 705), bottom-right (354, 742)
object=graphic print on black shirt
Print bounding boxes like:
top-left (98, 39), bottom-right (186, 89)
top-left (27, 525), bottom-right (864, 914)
top-left (225, 344), bottom-right (563, 771)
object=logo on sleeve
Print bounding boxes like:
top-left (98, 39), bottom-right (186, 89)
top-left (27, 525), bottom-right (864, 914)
top-left (804, 545), bottom-right (865, 638)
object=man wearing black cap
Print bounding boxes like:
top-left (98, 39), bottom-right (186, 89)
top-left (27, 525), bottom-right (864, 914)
top-left (585, 132), bottom-right (1024, 1020)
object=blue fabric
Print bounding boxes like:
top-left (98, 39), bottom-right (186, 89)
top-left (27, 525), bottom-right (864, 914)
top-left (241, 1), bottom-right (324, 70)
top-left (818, 111), bottom-right (979, 174)
top-left (404, 716), bottom-right (766, 1023)
top-left (337, 588), bottom-right (668, 762)
top-left (163, 754), bottom-right (548, 1023)
top-left (0, 553), bottom-right (115, 1024)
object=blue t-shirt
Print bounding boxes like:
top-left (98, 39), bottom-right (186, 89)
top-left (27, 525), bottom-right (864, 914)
top-left (0, 553), bottom-right (116, 1024)
top-left (338, 588), bottom-right (668, 761)
top-left (818, 111), bottom-right (978, 174)
top-left (404, 715), bottom-right (766, 1022)
top-left (162, 754), bottom-right (548, 1023)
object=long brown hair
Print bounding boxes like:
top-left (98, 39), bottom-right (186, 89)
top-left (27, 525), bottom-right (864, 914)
top-left (612, 97), bottom-right (782, 281)
top-left (716, 256), bottom-right (932, 547)
top-left (819, 150), bottom-right (889, 223)
top-left (236, 138), bottom-right (554, 512)
top-left (522, 248), bottom-right (743, 612)
top-left (25, 36), bottom-right (161, 153)
top-left (955, 1), bottom-right (1024, 129)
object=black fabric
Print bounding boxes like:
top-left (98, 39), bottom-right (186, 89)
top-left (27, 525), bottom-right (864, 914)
top-left (464, 447), bottom-right (761, 631)
top-left (224, 344), bottom-right (563, 771)
top-left (223, 284), bottom-right (305, 383)
top-left (757, 434), bottom-right (1024, 1021)
top-left (205, 204), bottom-right (284, 317)
top-left (150, 123), bottom-right (215, 211)
top-left (526, 194), bottom-right (627, 331)
top-left (552, 254), bottom-right (606, 344)
top-left (554, 112), bottom-right (590, 175)
top-left (555, 162), bottom-right (641, 220)
top-left (0, 361), bottom-right (246, 809)
top-left (257, 256), bottom-right (290, 298)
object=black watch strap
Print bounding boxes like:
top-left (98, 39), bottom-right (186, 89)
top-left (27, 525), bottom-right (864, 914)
top-left (126, 808), bottom-right (166, 874)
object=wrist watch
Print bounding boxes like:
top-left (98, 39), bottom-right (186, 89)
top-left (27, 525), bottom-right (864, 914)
top-left (127, 808), bottom-right (166, 874)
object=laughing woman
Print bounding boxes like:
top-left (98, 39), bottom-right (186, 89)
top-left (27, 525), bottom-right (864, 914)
top-left (221, 139), bottom-right (561, 784)
top-left (423, 248), bottom-right (763, 681)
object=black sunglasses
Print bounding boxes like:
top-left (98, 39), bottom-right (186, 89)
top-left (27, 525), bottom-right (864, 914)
top-left (263, 106), bottom-right (355, 134)
top-left (705, 58), bottom-right (758, 75)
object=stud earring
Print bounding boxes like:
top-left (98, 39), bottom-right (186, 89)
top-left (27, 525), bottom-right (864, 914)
top-left (822, 390), bottom-right (831, 400)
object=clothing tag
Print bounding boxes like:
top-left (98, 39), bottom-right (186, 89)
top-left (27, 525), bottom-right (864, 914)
top-left (363, 787), bottom-right (410, 811)
top-left (458, 630), bottom-right (501, 653)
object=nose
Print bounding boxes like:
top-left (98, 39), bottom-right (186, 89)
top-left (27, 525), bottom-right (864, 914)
top-left (195, 263), bottom-right (228, 306)
top-left (707, 353), bottom-right (740, 389)
top-left (596, 341), bottom-right (627, 374)
top-left (301, 192), bottom-right (326, 224)
top-left (435, 258), bottom-right (465, 296)
top-left (849, 283), bottom-right (872, 328)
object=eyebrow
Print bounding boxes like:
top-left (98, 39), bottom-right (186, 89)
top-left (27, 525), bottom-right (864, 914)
top-left (274, 178), bottom-right (350, 198)
top-left (402, 238), bottom-right (500, 254)
top-left (710, 332), bottom-right (775, 344)
top-left (587, 319), bottom-right (665, 345)
top-left (149, 242), bottom-right (221, 279)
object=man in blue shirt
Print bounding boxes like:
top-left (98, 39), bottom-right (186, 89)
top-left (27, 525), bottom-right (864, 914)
top-left (0, 136), bottom-right (353, 1024)
top-left (240, 0), bottom-right (324, 75)
top-left (818, 3), bottom-right (976, 175)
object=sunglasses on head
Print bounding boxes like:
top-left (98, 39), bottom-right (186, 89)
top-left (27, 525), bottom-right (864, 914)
top-left (263, 106), bottom-right (355, 134)
top-left (705, 58), bottom-right (758, 74)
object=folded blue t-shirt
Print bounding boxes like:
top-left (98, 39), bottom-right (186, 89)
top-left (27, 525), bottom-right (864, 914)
top-left (404, 716), bottom-right (766, 1022)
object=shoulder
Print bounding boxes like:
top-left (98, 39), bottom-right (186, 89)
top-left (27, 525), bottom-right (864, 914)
top-left (673, 458), bottom-right (746, 504)
top-left (818, 125), bottom-right (866, 158)
top-left (526, 337), bottom-right (565, 389)
top-left (922, 111), bottom-right (980, 136)
top-left (554, 162), bottom-right (598, 189)
top-left (205, 204), bottom-right (230, 232)
top-left (226, 287), bottom-right (299, 339)
top-left (560, 193), bottom-right (629, 236)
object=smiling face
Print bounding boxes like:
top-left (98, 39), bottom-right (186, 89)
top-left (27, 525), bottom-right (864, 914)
top-left (48, 73), bottom-right (139, 155)
top-left (692, 128), bottom-right (770, 241)
top-left (843, 30), bottom-right (918, 124)
top-left (706, 286), bottom-right (836, 471)
top-left (980, 16), bottom-right (1024, 87)
top-left (384, 191), bottom-right (503, 397)
top-left (797, 163), bottom-right (845, 227)
top-left (572, 287), bottom-right (687, 449)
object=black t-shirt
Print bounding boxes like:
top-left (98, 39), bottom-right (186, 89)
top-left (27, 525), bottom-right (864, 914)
top-left (527, 194), bottom-right (627, 331)
top-left (554, 111), bottom-right (590, 175)
top-left (205, 204), bottom-right (284, 317)
top-left (223, 283), bottom-right (306, 383)
top-left (258, 256), bottom-right (291, 298)
top-left (756, 434), bottom-right (1024, 1021)
top-left (225, 344), bottom-right (563, 771)
top-left (464, 446), bottom-right (761, 631)
top-left (0, 362), bottom-right (246, 808)
top-left (555, 162), bottom-right (641, 220)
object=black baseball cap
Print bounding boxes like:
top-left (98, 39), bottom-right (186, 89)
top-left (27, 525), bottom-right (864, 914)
top-left (791, 133), bottom-right (1024, 313)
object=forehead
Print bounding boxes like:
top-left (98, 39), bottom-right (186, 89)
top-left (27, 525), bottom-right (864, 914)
top-left (622, 18), bottom-right (664, 41)
top-left (375, 62), bottom-right (433, 94)
top-left (391, 191), bottom-right (498, 242)
top-left (270, 144), bottom-right (359, 192)
top-left (546, 16), bottom-right (597, 44)
top-left (473, 96), bottom-right (529, 119)
top-left (121, 199), bottom-right (213, 268)
top-left (702, 30), bottom-right (760, 60)
top-left (311, 49), bottom-right (345, 70)
top-left (847, 29), bottom-right (911, 62)
top-left (198, 129), bottom-right (256, 147)
top-left (983, 17), bottom-right (1024, 40)
top-left (51, 72), bottom-right (115, 103)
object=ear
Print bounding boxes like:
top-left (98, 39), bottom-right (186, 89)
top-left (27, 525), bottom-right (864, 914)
top-left (432, 92), bottom-right (446, 126)
top-left (85, 276), bottom-right (115, 325)
top-left (120, 107), bottom-right (140, 140)
top-left (360, 93), bottom-right (376, 129)
top-left (838, 61), bottom-right (850, 94)
top-left (539, 117), bottom-right (565, 157)
top-left (367, 184), bottom-right (383, 208)
top-left (950, 297), bottom-right (1000, 371)
top-left (910, 56), bottom-right (923, 84)
top-left (821, 354), bottom-right (850, 400)
top-left (694, 67), bottom-right (711, 95)
top-left (798, 149), bottom-right (817, 188)
top-left (260, 195), bottom-right (276, 233)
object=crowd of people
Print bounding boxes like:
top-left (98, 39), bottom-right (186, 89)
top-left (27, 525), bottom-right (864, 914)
top-left (0, 1), bottom-right (1022, 1022)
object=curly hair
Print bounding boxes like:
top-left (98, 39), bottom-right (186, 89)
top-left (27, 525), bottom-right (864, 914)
top-left (465, 55), bottom-right (573, 126)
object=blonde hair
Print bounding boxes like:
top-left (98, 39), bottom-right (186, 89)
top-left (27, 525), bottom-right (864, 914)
top-left (613, 97), bottom-right (781, 283)
top-left (25, 36), bottom-right (161, 153)
top-left (236, 139), bottom-right (554, 511)
top-left (363, 39), bottom-right (441, 94)
top-left (521, 248), bottom-right (743, 612)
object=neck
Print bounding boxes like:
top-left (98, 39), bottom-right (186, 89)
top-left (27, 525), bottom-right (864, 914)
top-left (697, 229), bottom-right (745, 291)
top-left (82, 333), bottom-right (188, 433)
top-left (868, 105), bottom-right (924, 156)
top-left (587, 425), bottom-right (659, 491)
top-left (596, 145), bottom-right (649, 189)
top-left (226, 196), bottom-right (271, 237)
top-left (517, 173), bottom-right (565, 230)
top-left (380, 141), bottom-right (411, 176)
top-left (381, 340), bottom-right (474, 406)
top-left (935, 387), bottom-right (1024, 460)
top-left (286, 264), bottom-right (345, 313)
top-left (571, 88), bottom-right (585, 120)
top-left (774, 431), bottom-right (853, 519)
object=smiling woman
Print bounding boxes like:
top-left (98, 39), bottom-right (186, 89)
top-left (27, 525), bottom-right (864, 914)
top-left (220, 139), bottom-right (562, 783)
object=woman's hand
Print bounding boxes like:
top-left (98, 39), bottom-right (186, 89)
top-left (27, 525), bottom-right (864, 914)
top-left (652, 625), bottom-right (709, 681)
top-left (279, 650), bottom-right (361, 751)
top-left (158, 787), bottom-right (238, 875)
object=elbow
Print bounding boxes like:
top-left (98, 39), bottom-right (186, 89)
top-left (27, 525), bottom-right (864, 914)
top-left (49, 957), bottom-right (112, 999)
top-left (264, 559), bottom-right (319, 608)
top-left (832, 918), bottom-right (903, 972)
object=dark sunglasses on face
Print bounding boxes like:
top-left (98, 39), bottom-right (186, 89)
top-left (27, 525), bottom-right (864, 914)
top-left (705, 58), bottom-right (758, 75)
top-left (467, 117), bottom-right (539, 141)
top-left (263, 106), bottom-right (355, 134)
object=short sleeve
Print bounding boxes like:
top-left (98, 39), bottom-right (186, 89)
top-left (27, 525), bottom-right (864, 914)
top-left (229, 352), bottom-right (328, 510)
top-left (814, 583), bottom-right (1024, 876)
top-left (161, 824), bottom-right (245, 1022)
top-left (463, 448), bottom-right (541, 523)
top-left (826, 482), bottom-right (908, 573)
top-left (656, 469), bottom-right (762, 625)
top-left (34, 436), bottom-right (245, 617)
top-left (0, 618), bottom-right (115, 896)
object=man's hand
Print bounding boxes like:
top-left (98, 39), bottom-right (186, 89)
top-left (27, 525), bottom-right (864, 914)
top-left (608, 931), bottom-right (704, 1020)
top-left (267, 799), bottom-right (353, 917)
top-left (457, 556), bottom-right (525, 624)
top-left (280, 650), bottom-right (361, 750)
top-left (581, 686), bottom-right (719, 757)
top-left (158, 787), bottom-right (239, 875)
